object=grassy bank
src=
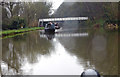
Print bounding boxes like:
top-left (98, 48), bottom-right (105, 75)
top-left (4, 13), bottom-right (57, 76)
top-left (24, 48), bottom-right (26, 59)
top-left (87, 18), bottom-right (105, 27)
top-left (0, 27), bottom-right (44, 37)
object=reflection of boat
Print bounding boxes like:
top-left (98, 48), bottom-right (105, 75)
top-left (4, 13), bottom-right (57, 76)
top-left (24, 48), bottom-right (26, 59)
top-left (45, 32), bottom-right (55, 40)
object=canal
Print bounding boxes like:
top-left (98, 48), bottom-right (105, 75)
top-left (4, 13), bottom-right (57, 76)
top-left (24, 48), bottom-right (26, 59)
top-left (1, 28), bottom-right (118, 75)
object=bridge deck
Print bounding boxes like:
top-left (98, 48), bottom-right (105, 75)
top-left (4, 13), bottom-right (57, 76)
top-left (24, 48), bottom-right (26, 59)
top-left (38, 17), bottom-right (88, 27)
top-left (39, 17), bottom-right (88, 22)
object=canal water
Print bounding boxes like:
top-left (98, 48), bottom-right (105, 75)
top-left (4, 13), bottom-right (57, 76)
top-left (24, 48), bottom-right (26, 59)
top-left (1, 28), bottom-right (118, 75)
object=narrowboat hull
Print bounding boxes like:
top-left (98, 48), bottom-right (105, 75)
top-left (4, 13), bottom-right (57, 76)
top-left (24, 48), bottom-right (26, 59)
top-left (45, 29), bottom-right (55, 33)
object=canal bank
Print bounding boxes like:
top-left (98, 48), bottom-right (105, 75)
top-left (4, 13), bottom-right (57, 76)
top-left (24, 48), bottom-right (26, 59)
top-left (87, 18), bottom-right (119, 31)
top-left (0, 27), bottom-right (44, 39)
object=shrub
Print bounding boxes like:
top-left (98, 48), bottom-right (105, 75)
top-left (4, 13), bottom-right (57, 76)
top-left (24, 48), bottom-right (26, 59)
top-left (10, 16), bottom-right (26, 29)
top-left (2, 16), bottom-right (27, 30)
top-left (2, 18), bottom-right (11, 30)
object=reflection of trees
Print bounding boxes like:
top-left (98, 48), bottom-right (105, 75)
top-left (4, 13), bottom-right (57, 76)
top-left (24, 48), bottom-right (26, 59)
top-left (0, 39), bottom-right (2, 75)
top-left (58, 32), bottom-right (118, 75)
top-left (2, 39), bottom-right (21, 74)
top-left (89, 32), bottom-right (118, 75)
top-left (58, 36), bottom-right (91, 69)
top-left (2, 31), bottom-right (52, 74)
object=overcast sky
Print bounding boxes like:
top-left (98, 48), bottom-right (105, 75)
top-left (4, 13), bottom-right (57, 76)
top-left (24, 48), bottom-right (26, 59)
top-left (47, 0), bottom-right (64, 15)
top-left (48, 0), bottom-right (64, 10)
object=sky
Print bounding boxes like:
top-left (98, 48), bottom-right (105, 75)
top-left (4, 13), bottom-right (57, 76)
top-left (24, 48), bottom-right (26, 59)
top-left (48, 0), bottom-right (64, 10)
top-left (47, 0), bottom-right (64, 15)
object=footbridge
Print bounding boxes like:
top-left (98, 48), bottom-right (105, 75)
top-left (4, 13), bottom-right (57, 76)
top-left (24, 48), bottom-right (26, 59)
top-left (38, 17), bottom-right (88, 27)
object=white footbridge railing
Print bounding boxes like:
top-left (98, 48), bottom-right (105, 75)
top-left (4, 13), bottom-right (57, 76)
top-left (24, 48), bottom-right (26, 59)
top-left (38, 17), bottom-right (88, 27)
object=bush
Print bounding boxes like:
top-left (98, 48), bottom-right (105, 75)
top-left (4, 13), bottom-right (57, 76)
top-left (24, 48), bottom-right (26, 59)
top-left (2, 18), bottom-right (11, 30)
top-left (105, 20), bottom-right (120, 24)
top-left (10, 16), bottom-right (26, 29)
top-left (2, 16), bottom-right (27, 30)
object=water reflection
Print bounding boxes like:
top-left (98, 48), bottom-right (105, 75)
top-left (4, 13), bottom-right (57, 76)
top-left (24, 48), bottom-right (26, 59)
top-left (0, 39), bottom-right (2, 76)
top-left (45, 32), bottom-right (55, 40)
top-left (56, 31), bottom-right (118, 75)
top-left (1, 30), bottom-right (118, 75)
top-left (40, 33), bottom-right (88, 38)
top-left (20, 38), bottom-right (84, 75)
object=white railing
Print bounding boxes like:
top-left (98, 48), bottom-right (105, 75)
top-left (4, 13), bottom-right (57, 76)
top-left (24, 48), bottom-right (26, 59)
top-left (38, 17), bottom-right (88, 27)
top-left (39, 17), bottom-right (88, 22)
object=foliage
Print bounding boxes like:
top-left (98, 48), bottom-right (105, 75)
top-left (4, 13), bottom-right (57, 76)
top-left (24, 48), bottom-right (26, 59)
top-left (2, 19), bottom-right (11, 30)
top-left (1, 2), bottom-right (52, 29)
top-left (54, 2), bottom-right (119, 29)
top-left (10, 16), bottom-right (26, 29)
top-left (54, 2), bottom-right (106, 18)
top-left (20, 2), bottom-right (52, 27)
top-left (103, 2), bottom-right (118, 21)
top-left (2, 16), bottom-right (26, 30)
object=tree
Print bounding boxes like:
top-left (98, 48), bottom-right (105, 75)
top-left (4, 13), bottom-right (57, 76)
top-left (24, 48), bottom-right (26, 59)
top-left (0, 1), bottom-right (20, 18)
top-left (103, 2), bottom-right (118, 21)
top-left (1, 1), bottom-right (52, 29)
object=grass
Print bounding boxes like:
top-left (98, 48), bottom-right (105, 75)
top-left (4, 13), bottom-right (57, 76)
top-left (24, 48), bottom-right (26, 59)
top-left (1, 32), bottom-right (29, 39)
top-left (95, 18), bottom-right (105, 26)
top-left (0, 27), bottom-right (44, 37)
top-left (88, 18), bottom-right (105, 27)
